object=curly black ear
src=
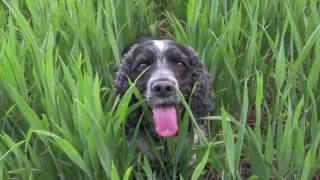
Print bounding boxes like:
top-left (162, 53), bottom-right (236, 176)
top-left (113, 49), bottom-right (134, 96)
top-left (187, 47), bottom-right (214, 118)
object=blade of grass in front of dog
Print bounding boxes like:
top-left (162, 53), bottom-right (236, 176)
top-left (175, 88), bottom-right (208, 145)
top-left (125, 115), bottom-right (142, 169)
top-left (167, 136), bottom-right (176, 161)
top-left (191, 146), bottom-right (210, 180)
top-left (113, 84), bottom-right (135, 133)
top-left (127, 67), bottom-right (153, 121)
top-left (173, 81), bottom-right (198, 173)
top-left (144, 129), bottom-right (166, 172)
top-left (175, 106), bottom-right (191, 162)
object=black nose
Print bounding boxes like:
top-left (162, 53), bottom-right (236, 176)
top-left (151, 81), bottom-right (175, 97)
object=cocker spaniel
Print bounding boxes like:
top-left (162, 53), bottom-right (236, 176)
top-left (113, 37), bottom-right (214, 138)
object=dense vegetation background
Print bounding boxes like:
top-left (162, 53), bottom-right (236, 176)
top-left (0, 0), bottom-right (320, 179)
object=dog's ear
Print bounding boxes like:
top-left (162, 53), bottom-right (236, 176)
top-left (113, 46), bottom-right (135, 96)
top-left (184, 46), bottom-right (214, 117)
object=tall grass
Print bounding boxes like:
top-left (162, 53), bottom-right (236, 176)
top-left (0, 0), bottom-right (319, 179)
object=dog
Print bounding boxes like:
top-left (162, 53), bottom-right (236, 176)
top-left (113, 37), bottom-right (214, 160)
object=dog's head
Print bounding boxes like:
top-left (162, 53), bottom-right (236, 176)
top-left (114, 37), bottom-right (214, 137)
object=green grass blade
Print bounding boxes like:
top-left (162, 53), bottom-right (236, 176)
top-left (55, 138), bottom-right (91, 177)
top-left (221, 107), bottom-right (235, 178)
top-left (191, 146), bottom-right (210, 180)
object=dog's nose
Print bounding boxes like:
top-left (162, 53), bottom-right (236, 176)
top-left (151, 81), bottom-right (175, 97)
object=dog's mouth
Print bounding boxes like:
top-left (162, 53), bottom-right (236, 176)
top-left (152, 105), bottom-right (178, 137)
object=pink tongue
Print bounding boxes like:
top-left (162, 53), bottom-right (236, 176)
top-left (152, 106), bottom-right (178, 137)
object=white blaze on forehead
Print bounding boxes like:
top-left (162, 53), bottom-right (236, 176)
top-left (153, 40), bottom-right (165, 51)
top-left (152, 40), bottom-right (168, 67)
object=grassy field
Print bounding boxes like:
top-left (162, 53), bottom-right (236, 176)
top-left (0, 0), bottom-right (320, 179)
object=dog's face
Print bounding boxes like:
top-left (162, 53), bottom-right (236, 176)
top-left (130, 40), bottom-right (193, 106)
top-left (114, 38), bottom-right (214, 137)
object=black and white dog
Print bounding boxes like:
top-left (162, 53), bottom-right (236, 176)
top-left (114, 37), bottom-right (213, 138)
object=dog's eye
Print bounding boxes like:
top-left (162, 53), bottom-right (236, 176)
top-left (137, 63), bottom-right (148, 70)
top-left (139, 63), bottom-right (147, 67)
top-left (177, 62), bottom-right (183, 66)
top-left (176, 61), bottom-right (185, 68)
